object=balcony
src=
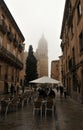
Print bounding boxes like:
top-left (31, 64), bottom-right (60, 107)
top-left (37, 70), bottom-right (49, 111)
top-left (13, 38), bottom-right (18, 47)
top-left (7, 31), bottom-right (14, 42)
top-left (68, 58), bottom-right (76, 73)
top-left (0, 19), bottom-right (7, 34)
top-left (67, 10), bottom-right (73, 28)
top-left (18, 44), bottom-right (23, 52)
top-left (61, 41), bottom-right (64, 52)
top-left (0, 46), bottom-right (23, 70)
top-left (68, 58), bottom-right (73, 71)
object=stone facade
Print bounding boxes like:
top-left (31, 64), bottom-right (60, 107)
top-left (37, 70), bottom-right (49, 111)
top-left (59, 55), bottom-right (63, 82)
top-left (0, 0), bottom-right (25, 93)
top-left (51, 60), bottom-right (60, 81)
top-left (35, 35), bottom-right (48, 77)
top-left (60, 0), bottom-right (83, 103)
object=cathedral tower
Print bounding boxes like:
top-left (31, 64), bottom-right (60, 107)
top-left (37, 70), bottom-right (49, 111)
top-left (36, 34), bottom-right (48, 77)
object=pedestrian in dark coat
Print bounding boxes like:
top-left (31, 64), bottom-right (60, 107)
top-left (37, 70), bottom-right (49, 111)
top-left (10, 83), bottom-right (15, 95)
top-left (48, 88), bottom-right (55, 98)
top-left (60, 86), bottom-right (63, 98)
top-left (64, 87), bottom-right (67, 98)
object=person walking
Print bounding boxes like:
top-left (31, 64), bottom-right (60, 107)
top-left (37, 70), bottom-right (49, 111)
top-left (16, 83), bottom-right (19, 94)
top-left (48, 88), bottom-right (56, 98)
top-left (10, 83), bottom-right (15, 96)
top-left (59, 86), bottom-right (63, 98)
top-left (64, 87), bottom-right (67, 98)
top-left (4, 81), bottom-right (9, 94)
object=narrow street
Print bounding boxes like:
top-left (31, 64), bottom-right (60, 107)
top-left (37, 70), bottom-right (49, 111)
top-left (0, 89), bottom-right (83, 130)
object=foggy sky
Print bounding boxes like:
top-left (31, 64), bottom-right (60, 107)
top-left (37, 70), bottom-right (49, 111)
top-left (4, 0), bottom-right (65, 74)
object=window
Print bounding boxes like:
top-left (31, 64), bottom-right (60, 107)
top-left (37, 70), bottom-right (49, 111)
top-left (79, 31), bottom-right (83, 52)
top-left (11, 68), bottom-right (14, 81)
top-left (68, 58), bottom-right (72, 71)
top-left (18, 54), bottom-right (21, 60)
top-left (0, 14), bottom-right (5, 20)
top-left (73, 74), bottom-right (77, 91)
top-left (0, 65), bottom-right (1, 78)
top-left (0, 36), bottom-right (3, 46)
top-left (72, 47), bottom-right (75, 65)
top-left (13, 49), bottom-right (16, 56)
top-left (68, 0), bottom-right (72, 12)
top-left (70, 23), bottom-right (74, 39)
top-left (7, 44), bottom-right (10, 51)
top-left (77, 1), bottom-right (82, 21)
top-left (4, 65), bottom-right (8, 80)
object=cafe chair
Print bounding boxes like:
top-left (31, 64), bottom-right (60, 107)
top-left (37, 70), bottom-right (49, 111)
top-left (33, 100), bottom-right (42, 116)
top-left (45, 99), bottom-right (54, 117)
top-left (9, 96), bottom-right (20, 112)
top-left (0, 100), bottom-right (11, 117)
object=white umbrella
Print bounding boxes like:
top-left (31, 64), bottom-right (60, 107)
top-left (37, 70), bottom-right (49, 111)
top-left (29, 76), bottom-right (60, 84)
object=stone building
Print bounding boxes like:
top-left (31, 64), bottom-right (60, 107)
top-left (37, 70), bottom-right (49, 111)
top-left (0, 0), bottom-right (25, 93)
top-left (60, 0), bottom-right (83, 103)
top-left (51, 60), bottom-right (60, 81)
top-left (35, 34), bottom-right (48, 77)
top-left (59, 55), bottom-right (63, 82)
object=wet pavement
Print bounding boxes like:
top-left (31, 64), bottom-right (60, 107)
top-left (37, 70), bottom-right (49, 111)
top-left (0, 98), bottom-right (56, 130)
top-left (55, 90), bottom-right (83, 130)
top-left (0, 89), bottom-right (83, 130)
top-left (0, 107), bottom-right (56, 130)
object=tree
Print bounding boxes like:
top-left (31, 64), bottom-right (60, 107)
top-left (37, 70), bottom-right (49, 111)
top-left (25, 45), bottom-right (38, 86)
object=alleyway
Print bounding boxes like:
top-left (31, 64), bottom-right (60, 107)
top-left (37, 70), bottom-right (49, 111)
top-left (0, 89), bottom-right (83, 130)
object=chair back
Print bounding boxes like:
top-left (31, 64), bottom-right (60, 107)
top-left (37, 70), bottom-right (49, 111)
top-left (34, 100), bottom-right (42, 108)
top-left (47, 99), bottom-right (53, 108)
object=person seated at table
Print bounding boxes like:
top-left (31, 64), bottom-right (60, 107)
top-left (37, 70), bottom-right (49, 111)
top-left (38, 88), bottom-right (47, 99)
top-left (48, 88), bottom-right (55, 98)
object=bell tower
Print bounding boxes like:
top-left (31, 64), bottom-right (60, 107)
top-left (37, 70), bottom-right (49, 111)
top-left (36, 34), bottom-right (48, 77)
